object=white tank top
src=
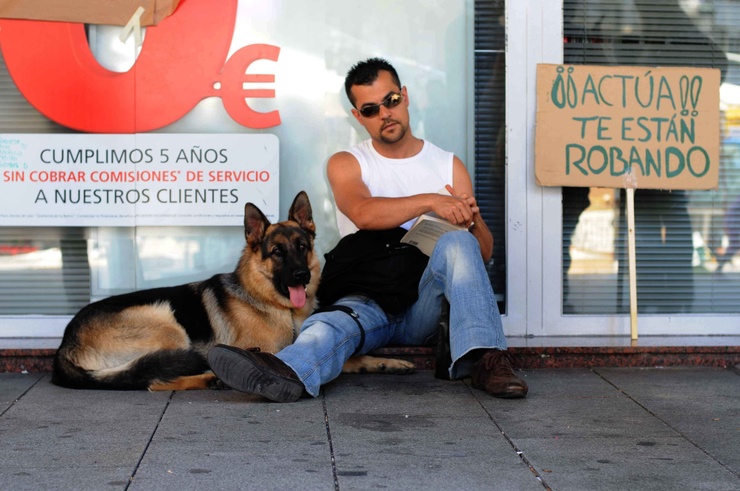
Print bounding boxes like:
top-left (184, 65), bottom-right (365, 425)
top-left (335, 139), bottom-right (454, 237)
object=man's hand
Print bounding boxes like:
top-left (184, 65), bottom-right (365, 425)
top-left (444, 184), bottom-right (493, 261)
top-left (442, 184), bottom-right (479, 228)
top-left (431, 189), bottom-right (475, 227)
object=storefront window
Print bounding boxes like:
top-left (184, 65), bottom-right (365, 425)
top-left (562, 0), bottom-right (740, 314)
top-left (0, 1), bottom-right (486, 320)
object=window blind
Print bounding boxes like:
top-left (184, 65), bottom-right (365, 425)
top-left (474, 0), bottom-right (507, 312)
top-left (0, 56), bottom-right (87, 315)
top-left (563, 0), bottom-right (740, 314)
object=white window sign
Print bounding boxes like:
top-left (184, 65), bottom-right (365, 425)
top-left (0, 133), bottom-right (279, 226)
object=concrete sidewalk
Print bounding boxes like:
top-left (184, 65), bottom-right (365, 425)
top-left (0, 367), bottom-right (737, 490)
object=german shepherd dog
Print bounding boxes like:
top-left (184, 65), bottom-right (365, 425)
top-left (52, 191), bottom-right (413, 391)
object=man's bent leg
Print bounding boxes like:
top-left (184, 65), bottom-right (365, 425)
top-left (402, 231), bottom-right (527, 397)
top-left (403, 231), bottom-right (504, 374)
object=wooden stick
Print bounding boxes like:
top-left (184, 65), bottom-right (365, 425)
top-left (626, 188), bottom-right (638, 341)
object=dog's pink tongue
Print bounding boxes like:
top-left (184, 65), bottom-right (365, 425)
top-left (289, 285), bottom-right (307, 308)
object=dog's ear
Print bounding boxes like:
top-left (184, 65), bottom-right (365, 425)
top-left (244, 202), bottom-right (270, 248)
top-left (288, 191), bottom-right (315, 236)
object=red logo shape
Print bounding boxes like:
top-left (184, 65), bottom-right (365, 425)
top-left (0, 0), bottom-right (280, 133)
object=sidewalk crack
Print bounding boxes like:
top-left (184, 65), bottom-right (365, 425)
top-left (124, 390), bottom-right (174, 490)
top-left (0, 373), bottom-right (45, 418)
top-left (472, 385), bottom-right (553, 491)
top-left (321, 391), bottom-right (340, 491)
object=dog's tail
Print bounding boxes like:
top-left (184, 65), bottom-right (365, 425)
top-left (52, 349), bottom-right (210, 390)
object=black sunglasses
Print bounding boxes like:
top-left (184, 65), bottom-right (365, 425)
top-left (357, 92), bottom-right (404, 118)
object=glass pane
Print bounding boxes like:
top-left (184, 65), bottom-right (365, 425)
top-left (563, 0), bottom-right (740, 314)
top-left (0, 229), bottom-right (90, 315)
top-left (1, 2), bottom-right (475, 322)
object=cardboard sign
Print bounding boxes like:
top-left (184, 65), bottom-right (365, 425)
top-left (535, 64), bottom-right (721, 190)
top-left (0, 0), bottom-right (181, 26)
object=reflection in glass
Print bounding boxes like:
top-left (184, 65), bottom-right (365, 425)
top-left (563, 0), bottom-right (740, 314)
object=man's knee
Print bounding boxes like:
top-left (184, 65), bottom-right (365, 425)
top-left (310, 305), bottom-right (366, 354)
top-left (434, 230), bottom-right (479, 258)
top-left (303, 311), bottom-right (354, 337)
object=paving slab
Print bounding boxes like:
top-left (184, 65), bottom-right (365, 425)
top-left (476, 369), bottom-right (678, 440)
top-left (595, 367), bottom-right (740, 475)
top-left (477, 368), bottom-right (740, 491)
top-left (324, 370), bottom-right (487, 416)
top-left (323, 372), bottom-right (542, 490)
top-left (3, 375), bottom-right (172, 421)
top-left (0, 465), bottom-right (137, 491)
top-left (0, 375), bottom-right (168, 490)
top-left (515, 436), bottom-right (739, 491)
top-left (0, 372), bottom-right (44, 407)
top-left (130, 388), bottom-right (334, 490)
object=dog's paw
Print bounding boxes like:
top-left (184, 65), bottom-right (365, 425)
top-left (342, 355), bottom-right (416, 374)
top-left (379, 358), bottom-right (416, 374)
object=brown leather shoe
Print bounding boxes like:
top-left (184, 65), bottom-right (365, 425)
top-left (207, 345), bottom-right (304, 403)
top-left (471, 349), bottom-right (528, 399)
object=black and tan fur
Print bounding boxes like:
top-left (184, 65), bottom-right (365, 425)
top-left (52, 191), bottom-right (413, 391)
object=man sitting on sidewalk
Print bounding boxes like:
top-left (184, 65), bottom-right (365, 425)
top-left (208, 57), bottom-right (527, 402)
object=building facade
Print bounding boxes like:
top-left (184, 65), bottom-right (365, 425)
top-left (0, 0), bottom-right (738, 345)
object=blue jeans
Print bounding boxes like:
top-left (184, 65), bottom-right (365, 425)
top-left (276, 230), bottom-right (507, 397)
